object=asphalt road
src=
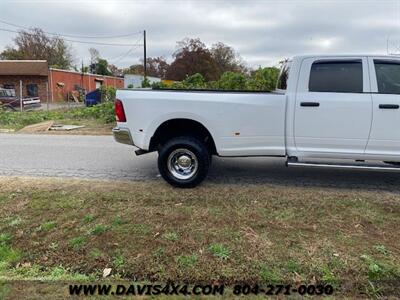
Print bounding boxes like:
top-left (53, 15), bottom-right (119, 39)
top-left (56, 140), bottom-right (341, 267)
top-left (1, 133), bottom-right (400, 192)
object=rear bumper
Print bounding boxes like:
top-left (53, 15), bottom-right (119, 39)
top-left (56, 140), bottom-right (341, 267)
top-left (112, 127), bottom-right (134, 146)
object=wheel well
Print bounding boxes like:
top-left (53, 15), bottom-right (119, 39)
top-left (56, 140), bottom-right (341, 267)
top-left (149, 119), bottom-right (217, 155)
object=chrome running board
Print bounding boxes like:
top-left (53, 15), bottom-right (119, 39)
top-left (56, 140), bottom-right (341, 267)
top-left (287, 161), bottom-right (400, 172)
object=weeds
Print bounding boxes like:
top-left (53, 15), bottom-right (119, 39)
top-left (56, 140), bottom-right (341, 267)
top-left (0, 233), bottom-right (20, 271)
top-left (0, 102), bottom-right (115, 130)
top-left (37, 221), bottom-right (57, 232)
top-left (89, 248), bottom-right (103, 259)
top-left (209, 243), bottom-right (230, 260)
top-left (8, 217), bottom-right (21, 227)
top-left (69, 236), bottom-right (86, 250)
top-left (89, 224), bottom-right (109, 235)
top-left (0, 177), bottom-right (399, 297)
top-left (176, 255), bottom-right (198, 268)
top-left (113, 252), bottom-right (125, 269)
top-left (163, 232), bottom-right (178, 242)
top-left (83, 214), bottom-right (95, 224)
top-left (0, 233), bottom-right (11, 245)
top-left (112, 215), bottom-right (123, 227)
top-left (259, 265), bottom-right (281, 283)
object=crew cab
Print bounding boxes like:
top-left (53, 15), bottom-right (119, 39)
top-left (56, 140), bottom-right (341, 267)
top-left (113, 55), bottom-right (400, 187)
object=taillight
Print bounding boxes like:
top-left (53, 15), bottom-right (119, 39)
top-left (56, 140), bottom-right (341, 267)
top-left (115, 99), bottom-right (126, 122)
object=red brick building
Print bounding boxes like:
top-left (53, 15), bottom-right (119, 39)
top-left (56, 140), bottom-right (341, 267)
top-left (0, 60), bottom-right (49, 100)
top-left (49, 68), bottom-right (124, 102)
top-left (0, 60), bottom-right (124, 102)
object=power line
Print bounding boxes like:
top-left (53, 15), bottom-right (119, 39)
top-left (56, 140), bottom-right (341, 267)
top-left (0, 18), bottom-right (142, 39)
top-left (109, 37), bottom-right (143, 63)
top-left (0, 28), bottom-right (143, 46)
top-left (112, 46), bottom-right (142, 65)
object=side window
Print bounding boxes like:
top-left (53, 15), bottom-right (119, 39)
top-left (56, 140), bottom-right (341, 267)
top-left (374, 60), bottom-right (400, 94)
top-left (309, 60), bottom-right (363, 93)
top-left (26, 84), bottom-right (38, 97)
top-left (277, 61), bottom-right (291, 90)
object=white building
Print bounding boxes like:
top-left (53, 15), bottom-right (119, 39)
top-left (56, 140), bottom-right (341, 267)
top-left (124, 74), bottom-right (161, 88)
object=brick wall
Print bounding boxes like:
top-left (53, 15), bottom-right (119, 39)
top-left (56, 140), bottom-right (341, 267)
top-left (50, 69), bottom-right (124, 102)
top-left (0, 71), bottom-right (124, 103)
top-left (0, 75), bottom-right (48, 101)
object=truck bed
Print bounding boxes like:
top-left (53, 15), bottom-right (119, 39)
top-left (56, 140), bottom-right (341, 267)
top-left (116, 88), bottom-right (287, 156)
top-left (123, 87), bottom-right (283, 94)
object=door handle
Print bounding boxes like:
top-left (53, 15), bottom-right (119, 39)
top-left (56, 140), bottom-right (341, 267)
top-left (300, 102), bottom-right (320, 107)
top-left (379, 104), bottom-right (399, 109)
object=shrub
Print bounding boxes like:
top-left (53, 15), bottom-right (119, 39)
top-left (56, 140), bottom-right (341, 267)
top-left (209, 243), bottom-right (230, 260)
top-left (246, 67), bottom-right (280, 91)
top-left (161, 67), bottom-right (280, 91)
top-left (171, 73), bottom-right (205, 89)
top-left (217, 71), bottom-right (247, 90)
top-left (100, 86), bottom-right (116, 102)
top-left (0, 101), bottom-right (115, 130)
top-left (141, 78), bottom-right (151, 88)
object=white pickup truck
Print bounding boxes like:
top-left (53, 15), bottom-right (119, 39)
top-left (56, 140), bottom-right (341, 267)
top-left (113, 54), bottom-right (400, 187)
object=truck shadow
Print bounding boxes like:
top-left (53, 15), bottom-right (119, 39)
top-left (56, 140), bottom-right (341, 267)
top-left (208, 157), bottom-right (400, 193)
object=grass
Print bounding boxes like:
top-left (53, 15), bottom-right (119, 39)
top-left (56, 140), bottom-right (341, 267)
top-left (83, 214), bottom-right (95, 223)
top-left (113, 251), bottom-right (125, 269)
top-left (163, 232), bottom-right (178, 242)
top-left (89, 224), bottom-right (109, 235)
top-left (37, 221), bottom-right (57, 232)
top-left (176, 254), bottom-right (198, 269)
top-left (209, 243), bottom-right (231, 260)
top-left (0, 176), bottom-right (399, 299)
top-left (0, 102), bottom-right (115, 133)
top-left (69, 236), bottom-right (86, 250)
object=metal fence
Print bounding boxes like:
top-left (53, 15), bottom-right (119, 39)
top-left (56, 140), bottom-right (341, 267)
top-left (1, 80), bottom-right (84, 112)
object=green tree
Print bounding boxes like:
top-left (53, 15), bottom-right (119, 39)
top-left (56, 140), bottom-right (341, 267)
top-left (95, 59), bottom-right (111, 76)
top-left (246, 67), bottom-right (280, 91)
top-left (88, 48), bottom-right (112, 75)
top-left (171, 73), bottom-right (205, 89)
top-left (217, 71), bottom-right (247, 90)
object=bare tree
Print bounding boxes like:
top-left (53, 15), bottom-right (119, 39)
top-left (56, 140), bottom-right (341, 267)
top-left (89, 48), bottom-right (100, 65)
top-left (124, 57), bottom-right (169, 79)
top-left (211, 42), bottom-right (247, 76)
top-left (0, 28), bottom-right (74, 69)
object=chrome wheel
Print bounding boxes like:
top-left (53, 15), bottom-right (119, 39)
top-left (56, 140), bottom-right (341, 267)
top-left (167, 148), bottom-right (198, 180)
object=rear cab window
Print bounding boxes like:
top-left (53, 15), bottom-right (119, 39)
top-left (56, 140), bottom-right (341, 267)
top-left (309, 60), bottom-right (363, 93)
top-left (373, 60), bottom-right (400, 94)
top-left (277, 61), bottom-right (291, 90)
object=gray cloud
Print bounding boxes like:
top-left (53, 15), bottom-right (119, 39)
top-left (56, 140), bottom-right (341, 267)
top-left (0, 0), bottom-right (399, 69)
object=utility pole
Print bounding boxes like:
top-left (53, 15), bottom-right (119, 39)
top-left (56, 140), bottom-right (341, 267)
top-left (143, 30), bottom-right (147, 80)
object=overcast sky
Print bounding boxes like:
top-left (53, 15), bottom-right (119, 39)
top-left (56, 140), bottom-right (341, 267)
top-left (0, 0), bottom-right (399, 69)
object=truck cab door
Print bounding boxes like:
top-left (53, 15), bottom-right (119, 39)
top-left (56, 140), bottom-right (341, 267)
top-left (294, 57), bottom-right (372, 156)
top-left (365, 58), bottom-right (400, 158)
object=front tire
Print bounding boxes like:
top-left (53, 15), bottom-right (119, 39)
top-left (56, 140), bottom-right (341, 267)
top-left (158, 136), bottom-right (210, 188)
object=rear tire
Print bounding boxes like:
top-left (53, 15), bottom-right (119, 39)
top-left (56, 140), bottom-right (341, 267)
top-left (158, 136), bottom-right (210, 188)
